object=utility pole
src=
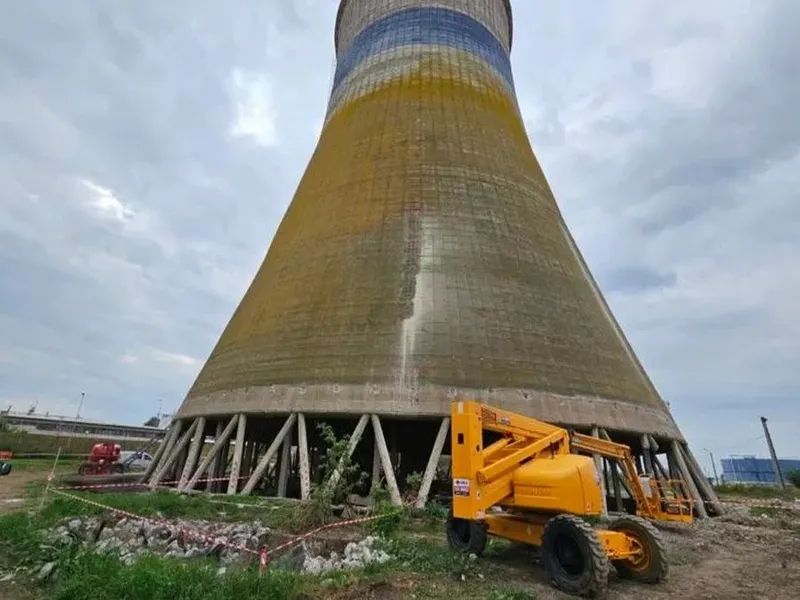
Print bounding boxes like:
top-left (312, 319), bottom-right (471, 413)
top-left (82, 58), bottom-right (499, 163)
top-left (704, 448), bottom-right (719, 485)
top-left (760, 416), bottom-right (785, 488)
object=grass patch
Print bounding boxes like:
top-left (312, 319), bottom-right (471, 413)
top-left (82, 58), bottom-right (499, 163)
top-left (48, 553), bottom-right (302, 600)
top-left (716, 484), bottom-right (798, 500)
top-left (486, 589), bottom-right (538, 600)
top-left (0, 511), bottom-right (44, 559)
top-left (3, 490), bottom-right (300, 536)
top-left (43, 491), bottom-right (299, 528)
top-left (6, 458), bottom-right (82, 471)
top-left (748, 505), bottom-right (796, 519)
top-left (382, 534), bottom-right (504, 580)
top-left (0, 430), bottom-right (141, 456)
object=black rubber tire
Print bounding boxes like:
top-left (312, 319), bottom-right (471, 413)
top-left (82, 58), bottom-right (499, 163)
top-left (110, 463), bottom-right (125, 474)
top-left (609, 515), bottom-right (668, 583)
top-left (541, 514), bottom-right (609, 598)
top-left (77, 463), bottom-right (89, 476)
top-left (445, 508), bottom-right (488, 556)
top-left (0, 462), bottom-right (11, 476)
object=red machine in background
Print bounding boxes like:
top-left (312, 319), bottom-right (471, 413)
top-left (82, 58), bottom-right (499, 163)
top-left (78, 442), bottom-right (123, 476)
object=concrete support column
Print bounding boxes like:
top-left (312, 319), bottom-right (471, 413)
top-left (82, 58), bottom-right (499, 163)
top-left (226, 414), bottom-right (248, 495)
top-left (371, 415), bottom-right (402, 506)
top-left (415, 417), bottom-right (449, 509)
top-left (183, 415), bottom-right (239, 492)
top-left (298, 414), bottom-right (311, 500)
top-left (241, 414), bottom-right (297, 495)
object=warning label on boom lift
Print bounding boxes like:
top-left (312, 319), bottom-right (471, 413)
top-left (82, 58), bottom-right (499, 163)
top-left (453, 478), bottom-right (471, 496)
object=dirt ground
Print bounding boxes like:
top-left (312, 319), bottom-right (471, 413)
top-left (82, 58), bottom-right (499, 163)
top-left (552, 498), bottom-right (799, 600)
top-left (0, 471), bottom-right (37, 598)
top-left (0, 469), bottom-right (43, 514)
top-left (2, 465), bottom-right (799, 599)
top-left (0, 462), bottom-right (77, 515)
top-left (326, 497), bottom-right (800, 600)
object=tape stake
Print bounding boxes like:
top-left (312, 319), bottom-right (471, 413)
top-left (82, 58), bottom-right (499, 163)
top-left (259, 546), bottom-right (268, 577)
top-left (38, 446), bottom-right (62, 513)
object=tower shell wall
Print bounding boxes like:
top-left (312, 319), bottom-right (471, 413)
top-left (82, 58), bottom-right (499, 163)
top-left (176, 0), bottom-right (683, 441)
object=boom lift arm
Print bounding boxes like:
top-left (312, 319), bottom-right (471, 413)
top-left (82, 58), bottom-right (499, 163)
top-left (570, 432), bottom-right (693, 522)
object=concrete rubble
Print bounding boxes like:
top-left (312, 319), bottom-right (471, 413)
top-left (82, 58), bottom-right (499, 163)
top-left (37, 515), bottom-right (392, 577)
top-left (46, 515), bottom-right (271, 569)
top-left (303, 536), bottom-right (391, 575)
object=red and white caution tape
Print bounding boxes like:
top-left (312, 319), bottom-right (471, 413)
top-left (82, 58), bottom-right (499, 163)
top-left (260, 508), bottom-right (405, 564)
top-left (55, 475), bottom-right (249, 492)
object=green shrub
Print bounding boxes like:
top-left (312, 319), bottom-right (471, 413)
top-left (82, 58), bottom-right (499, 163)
top-left (405, 471), bottom-right (423, 494)
top-left (291, 422), bottom-right (369, 532)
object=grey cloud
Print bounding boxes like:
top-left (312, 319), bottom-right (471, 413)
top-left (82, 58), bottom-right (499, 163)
top-left (623, 7), bottom-right (800, 219)
top-left (604, 266), bottom-right (677, 293)
top-left (0, 0), bottom-right (334, 421)
top-left (515, 1), bottom-right (799, 458)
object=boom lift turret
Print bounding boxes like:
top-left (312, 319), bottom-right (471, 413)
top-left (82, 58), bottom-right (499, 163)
top-left (446, 400), bottom-right (693, 598)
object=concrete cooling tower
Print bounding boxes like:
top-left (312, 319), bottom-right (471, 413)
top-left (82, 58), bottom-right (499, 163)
top-left (143, 0), bottom-right (720, 516)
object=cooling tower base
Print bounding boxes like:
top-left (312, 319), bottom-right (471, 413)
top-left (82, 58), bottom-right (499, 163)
top-left (141, 408), bottom-right (723, 518)
top-left (176, 384), bottom-right (685, 441)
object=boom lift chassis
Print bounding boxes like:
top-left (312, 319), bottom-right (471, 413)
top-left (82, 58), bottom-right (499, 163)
top-left (446, 400), bottom-right (693, 597)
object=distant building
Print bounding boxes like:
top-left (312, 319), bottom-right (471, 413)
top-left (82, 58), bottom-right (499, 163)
top-left (721, 455), bottom-right (800, 484)
top-left (0, 410), bottom-right (166, 443)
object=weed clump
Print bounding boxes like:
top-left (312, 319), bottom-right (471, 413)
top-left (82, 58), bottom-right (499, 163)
top-left (716, 483), bottom-right (798, 500)
top-left (291, 422), bottom-right (370, 532)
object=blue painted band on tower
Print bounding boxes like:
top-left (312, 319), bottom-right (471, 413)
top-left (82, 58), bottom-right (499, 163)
top-left (334, 0), bottom-right (515, 53)
top-left (332, 7), bottom-right (515, 94)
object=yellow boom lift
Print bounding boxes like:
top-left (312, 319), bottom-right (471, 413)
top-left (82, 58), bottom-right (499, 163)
top-left (446, 400), bottom-right (693, 597)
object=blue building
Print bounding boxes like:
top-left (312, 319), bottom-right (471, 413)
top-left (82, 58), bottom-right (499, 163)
top-left (721, 456), bottom-right (800, 484)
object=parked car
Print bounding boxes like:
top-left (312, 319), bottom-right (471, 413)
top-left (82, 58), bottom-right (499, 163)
top-left (119, 450), bottom-right (153, 472)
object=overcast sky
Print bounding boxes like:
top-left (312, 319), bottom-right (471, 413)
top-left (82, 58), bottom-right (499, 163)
top-left (1, 1), bottom-right (797, 471)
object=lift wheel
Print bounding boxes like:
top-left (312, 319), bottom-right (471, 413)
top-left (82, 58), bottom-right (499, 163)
top-left (608, 515), bottom-right (668, 583)
top-left (541, 514), bottom-right (610, 598)
top-left (445, 508), bottom-right (488, 556)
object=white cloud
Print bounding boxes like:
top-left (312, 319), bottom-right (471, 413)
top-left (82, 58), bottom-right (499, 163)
top-left (81, 179), bottom-right (135, 222)
top-left (228, 68), bottom-right (279, 148)
top-left (149, 349), bottom-right (200, 368)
